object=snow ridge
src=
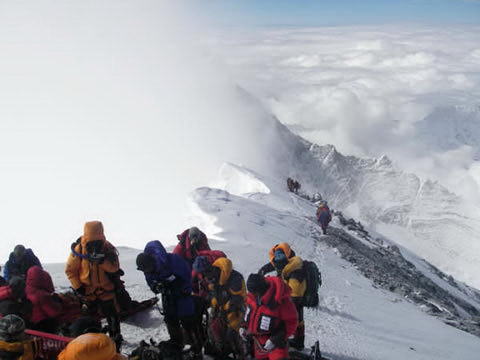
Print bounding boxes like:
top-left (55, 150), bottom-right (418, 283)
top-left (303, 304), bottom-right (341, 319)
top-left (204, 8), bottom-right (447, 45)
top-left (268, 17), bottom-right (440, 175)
top-left (186, 163), bottom-right (480, 359)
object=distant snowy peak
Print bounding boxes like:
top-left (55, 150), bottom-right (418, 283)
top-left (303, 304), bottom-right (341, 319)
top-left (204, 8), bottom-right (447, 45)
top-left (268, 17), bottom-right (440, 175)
top-left (415, 106), bottom-right (480, 159)
top-left (299, 141), bottom-right (480, 288)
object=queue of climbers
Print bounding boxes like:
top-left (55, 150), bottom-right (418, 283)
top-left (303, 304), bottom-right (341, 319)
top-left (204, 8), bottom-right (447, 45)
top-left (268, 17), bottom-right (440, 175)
top-left (286, 178), bottom-right (301, 194)
top-left (0, 221), bottom-right (323, 360)
top-left (285, 178), bottom-right (332, 235)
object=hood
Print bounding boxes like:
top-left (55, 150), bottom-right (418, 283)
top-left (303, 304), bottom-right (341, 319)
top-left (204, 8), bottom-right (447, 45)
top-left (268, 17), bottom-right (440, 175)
top-left (144, 241), bottom-right (171, 278)
top-left (260, 276), bottom-right (291, 306)
top-left (58, 333), bottom-right (126, 360)
top-left (8, 248), bottom-right (35, 263)
top-left (212, 257), bottom-right (233, 286)
top-left (196, 250), bottom-right (227, 264)
top-left (268, 242), bottom-right (292, 263)
top-left (282, 256), bottom-right (303, 277)
top-left (81, 221), bottom-right (106, 248)
top-left (26, 266), bottom-right (54, 294)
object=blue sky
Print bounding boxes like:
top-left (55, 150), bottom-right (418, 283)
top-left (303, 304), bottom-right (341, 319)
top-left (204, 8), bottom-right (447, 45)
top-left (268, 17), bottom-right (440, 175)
top-left (199, 0), bottom-right (480, 26)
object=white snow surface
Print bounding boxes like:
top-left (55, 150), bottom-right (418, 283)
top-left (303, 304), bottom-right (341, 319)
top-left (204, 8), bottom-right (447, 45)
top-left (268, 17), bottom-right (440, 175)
top-left (45, 163), bottom-right (480, 359)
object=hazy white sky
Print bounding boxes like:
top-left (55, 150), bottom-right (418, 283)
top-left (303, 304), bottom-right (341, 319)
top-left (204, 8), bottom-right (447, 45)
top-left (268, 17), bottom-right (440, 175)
top-left (0, 1), bottom-right (276, 262)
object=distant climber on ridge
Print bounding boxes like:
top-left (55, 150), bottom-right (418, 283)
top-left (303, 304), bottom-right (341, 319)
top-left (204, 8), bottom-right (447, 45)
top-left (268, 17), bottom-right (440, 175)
top-left (287, 178), bottom-right (301, 194)
top-left (316, 200), bottom-right (332, 235)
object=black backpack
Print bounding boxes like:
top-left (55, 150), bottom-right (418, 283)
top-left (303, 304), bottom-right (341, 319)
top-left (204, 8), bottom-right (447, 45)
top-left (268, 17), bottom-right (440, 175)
top-left (303, 260), bottom-right (322, 308)
top-left (130, 340), bottom-right (184, 360)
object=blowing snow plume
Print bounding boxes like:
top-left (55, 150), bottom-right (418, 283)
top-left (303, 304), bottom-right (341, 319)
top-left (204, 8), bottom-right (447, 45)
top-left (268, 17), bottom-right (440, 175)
top-left (0, 1), bottom-right (284, 262)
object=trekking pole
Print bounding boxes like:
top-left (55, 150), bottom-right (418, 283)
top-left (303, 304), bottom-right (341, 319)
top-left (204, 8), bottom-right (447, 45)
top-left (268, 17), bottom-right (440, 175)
top-left (154, 296), bottom-right (163, 316)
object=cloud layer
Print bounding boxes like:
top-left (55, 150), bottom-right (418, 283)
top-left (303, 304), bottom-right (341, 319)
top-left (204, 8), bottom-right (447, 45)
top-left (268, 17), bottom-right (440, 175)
top-left (211, 25), bottom-right (480, 198)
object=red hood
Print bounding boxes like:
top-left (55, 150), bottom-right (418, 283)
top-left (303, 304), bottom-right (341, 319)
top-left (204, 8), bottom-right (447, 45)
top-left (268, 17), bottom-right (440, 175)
top-left (26, 266), bottom-right (54, 294)
top-left (247, 276), bottom-right (291, 307)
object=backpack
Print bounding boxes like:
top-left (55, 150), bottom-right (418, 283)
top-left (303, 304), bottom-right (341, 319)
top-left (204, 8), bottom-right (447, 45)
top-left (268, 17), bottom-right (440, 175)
top-left (130, 340), bottom-right (183, 360)
top-left (302, 261), bottom-right (322, 308)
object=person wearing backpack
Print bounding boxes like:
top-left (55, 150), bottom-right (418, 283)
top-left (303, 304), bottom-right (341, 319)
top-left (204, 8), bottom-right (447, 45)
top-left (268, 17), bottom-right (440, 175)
top-left (136, 240), bottom-right (203, 359)
top-left (240, 274), bottom-right (298, 360)
top-left (173, 227), bottom-right (211, 267)
top-left (191, 250), bottom-right (227, 298)
top-left (3, 245), bottom-right (42, 282)
top-left (193, 256), bottom-right (246, 359)
top-left (65, 221), bottom-right (123, 350)
top-left (258, 243), bottom-right (306, 350)
top-left (316, 201), bottom-right (332, 235)
top-left (189, 251), bottom-right (227, 357)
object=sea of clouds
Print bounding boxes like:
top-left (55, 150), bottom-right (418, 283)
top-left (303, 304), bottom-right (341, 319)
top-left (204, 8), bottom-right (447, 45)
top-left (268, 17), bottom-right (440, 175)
top-left (210, 25), bottom-right (480, 201)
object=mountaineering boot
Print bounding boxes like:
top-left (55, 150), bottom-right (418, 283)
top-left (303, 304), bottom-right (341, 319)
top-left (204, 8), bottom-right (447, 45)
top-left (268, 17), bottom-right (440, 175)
top-left (289, 322), bottom-right (305, 350)
top-left (166, 322), bottom-right (185, 349)
top-left (289, 336), bottom-right (305, 351)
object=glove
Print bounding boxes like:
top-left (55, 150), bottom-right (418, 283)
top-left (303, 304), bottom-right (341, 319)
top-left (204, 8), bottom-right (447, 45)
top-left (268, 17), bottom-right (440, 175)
top-left (239, 328), bottom-right (248, 341)
top-left (152, 282), bottom-right (166, 295)
top-left (75, 286), bottom-right (86, 296)
top-left (264, 339), bottom-right (275, 351)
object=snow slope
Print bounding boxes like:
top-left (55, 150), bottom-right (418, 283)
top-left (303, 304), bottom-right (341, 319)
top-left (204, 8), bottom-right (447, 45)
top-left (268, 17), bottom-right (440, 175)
top-left (188, 164), bottom-right (480, 359)
top-left (43, 163), bottom-right (480, 359)
top-left (212, 100), bottom-right (480, 289)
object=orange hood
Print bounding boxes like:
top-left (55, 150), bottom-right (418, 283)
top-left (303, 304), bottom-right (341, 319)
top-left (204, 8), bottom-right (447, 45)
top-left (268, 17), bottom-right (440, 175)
top-left (58, 333), bottom-right (126, 360)
top-left (81, 221), bottom-right (107, 249)
top-left (268, 242), bottom-right (292, 263)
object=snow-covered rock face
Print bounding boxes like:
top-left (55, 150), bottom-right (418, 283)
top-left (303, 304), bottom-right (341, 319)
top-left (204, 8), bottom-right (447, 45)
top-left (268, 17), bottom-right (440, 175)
top-left (305, 142), bottom-right (480, 289)
top-left (221, 105), bottom-right (480, 289)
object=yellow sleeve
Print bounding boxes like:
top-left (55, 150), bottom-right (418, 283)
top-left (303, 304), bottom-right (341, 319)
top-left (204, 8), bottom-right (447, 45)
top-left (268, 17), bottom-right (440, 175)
top-left (65, 252), bottom-right (82, 290)
top-left (288, 278), bottom-right (307, 298)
